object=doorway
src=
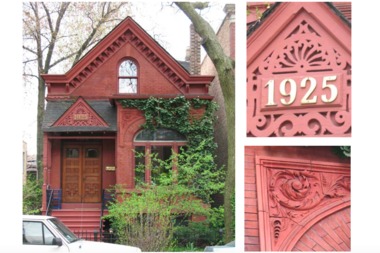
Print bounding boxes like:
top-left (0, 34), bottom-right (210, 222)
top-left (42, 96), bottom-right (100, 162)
top-left (62, 144), bottom-right (102, 203)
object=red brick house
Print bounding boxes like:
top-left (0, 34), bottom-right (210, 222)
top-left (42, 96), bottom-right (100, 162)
top-left (247, 2), bottom-right (351, 137)
top-left (40, 16), bottom-right (214, 233)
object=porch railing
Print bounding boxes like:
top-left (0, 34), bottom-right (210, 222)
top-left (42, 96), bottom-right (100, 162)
top-left (100, 189), bottom-right (115, 240)
top-left (46, 189), bottom-right (62, 215)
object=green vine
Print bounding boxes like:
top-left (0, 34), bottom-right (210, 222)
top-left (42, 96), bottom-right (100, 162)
top-left (119, 96), bottom-right (218, 151)
top-left (119, 96), bottom-right (223, 203)
top-left (333, 146), bottom-right (351, 158)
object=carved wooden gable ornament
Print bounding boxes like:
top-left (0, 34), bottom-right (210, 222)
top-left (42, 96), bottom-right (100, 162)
top-left (52, 97), bottom-right (108, 127)
top-left (247, 2), bottom-right (351, 137)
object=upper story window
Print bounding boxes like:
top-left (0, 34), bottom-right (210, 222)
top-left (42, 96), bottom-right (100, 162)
top-left (119, 59), bottom-right (138, 93)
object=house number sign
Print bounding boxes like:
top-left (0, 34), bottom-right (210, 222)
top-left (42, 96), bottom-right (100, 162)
top-left (261, 74), bottom-right (342, 110)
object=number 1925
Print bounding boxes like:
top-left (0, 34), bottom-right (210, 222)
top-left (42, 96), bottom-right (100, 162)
top-left (264, 75), bottom-right (338, 107)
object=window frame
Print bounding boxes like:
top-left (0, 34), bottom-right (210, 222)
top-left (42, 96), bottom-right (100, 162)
top-left (118, 58), bottom-right (139, 94)
top-left (23, 221), bottom-right (56, 246)
top-left (133, 129), bottom-right (187, 186)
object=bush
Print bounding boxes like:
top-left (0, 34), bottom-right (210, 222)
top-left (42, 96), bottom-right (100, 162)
top-left (174, 206), bottom-right (225, 248)
top-left (23, 175), bottom-right (42, 214)
top-left (105, 184), bottom-right (209, 252)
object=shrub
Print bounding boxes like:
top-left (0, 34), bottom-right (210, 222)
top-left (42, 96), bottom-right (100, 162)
top-left (23, 175), bottom-right (42, 214)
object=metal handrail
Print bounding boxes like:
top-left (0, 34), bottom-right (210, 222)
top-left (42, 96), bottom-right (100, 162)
top-left (100, 189), bottom-right (114, 239)
top-left (46, 189), bottom-right (54, 215)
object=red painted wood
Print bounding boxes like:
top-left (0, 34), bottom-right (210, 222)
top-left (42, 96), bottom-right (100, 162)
top-left (247, 2), bottom-right (351, 137)
top-left (53, 97), bottom-right (108, 127)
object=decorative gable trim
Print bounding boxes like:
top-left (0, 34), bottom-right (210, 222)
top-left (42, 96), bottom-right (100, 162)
top-left (52, 97), bottom-right (108, 127)
top-left (247, 2), bottom-right (351, 137)
top-left (42, 17), bottom-right (214, 99)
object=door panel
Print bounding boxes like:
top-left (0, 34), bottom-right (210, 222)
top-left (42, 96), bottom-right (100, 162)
top-left (62, 146), bottom-right (81, 202)
top-left (82, 146), bottom-right (101, 202)
top-left (62, 144), bottom-right (101, 203)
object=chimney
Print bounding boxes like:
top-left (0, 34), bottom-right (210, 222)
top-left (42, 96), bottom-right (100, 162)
top-left (188, 24), bottom-right (201, 75)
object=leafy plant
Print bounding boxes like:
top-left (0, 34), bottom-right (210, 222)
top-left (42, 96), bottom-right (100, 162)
top-left (23, 175), bottom-right (42, 214)
top-left (120, 96), bottom-right (224, 203)
top-left (105, 183), bottom-right (209, 251)
top-left (107, 97), bottom-right (225, 251)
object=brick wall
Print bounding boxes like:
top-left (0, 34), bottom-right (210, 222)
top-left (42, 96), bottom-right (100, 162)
top-left (244, 147), bottom-right (260, 251)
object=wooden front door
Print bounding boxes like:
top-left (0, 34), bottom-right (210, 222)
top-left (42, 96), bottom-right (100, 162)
top-left (62, 144), bottom-right (102, 203)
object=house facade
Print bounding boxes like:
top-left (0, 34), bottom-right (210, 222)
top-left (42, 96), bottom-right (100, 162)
top-left (40, 17), bottom-right (214, 233)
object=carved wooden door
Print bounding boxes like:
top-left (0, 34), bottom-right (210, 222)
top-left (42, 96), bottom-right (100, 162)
top-left (62, 144), bottom-right (101, 203)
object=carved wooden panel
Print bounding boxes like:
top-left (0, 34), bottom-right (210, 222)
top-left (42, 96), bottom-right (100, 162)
top-left (247, 11), bottom-right (351, 137)
top-left (255, 156), bottom-right (350, 251)
top-left (62, 145), bottom-right (101, 203)
top-left (53, 97), bottom-right (108, 127)
top-left (62, 146), bottom-right (81, 202)
top-left (82, 146), bottom-right (101, 203)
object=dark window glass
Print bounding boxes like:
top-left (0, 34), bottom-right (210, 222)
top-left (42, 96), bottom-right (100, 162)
top-left (151, 146), bottom-right (172, 185)
top-left (66, 148), bottom-right (79, 158)
top-left (86, 148), bottom-right (98, 158)
top-left (135, 129), bottom-right (186, 141)
top-left (134, 146), bottom-right (146, 185)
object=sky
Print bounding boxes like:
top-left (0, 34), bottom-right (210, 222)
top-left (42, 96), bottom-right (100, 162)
top-left (21, 1), bottom-right (228, 156)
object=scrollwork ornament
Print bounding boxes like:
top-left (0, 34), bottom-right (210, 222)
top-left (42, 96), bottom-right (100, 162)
top-left (269, 170), bottom-right (323, 215)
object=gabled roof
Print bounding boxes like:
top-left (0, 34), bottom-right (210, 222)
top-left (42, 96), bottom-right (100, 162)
top-left (42, 98), bottom-right (117, 132)
top-left (247, 2), bottom-right (351, 37)
top-left (42, 16), bottom-right (214, 100)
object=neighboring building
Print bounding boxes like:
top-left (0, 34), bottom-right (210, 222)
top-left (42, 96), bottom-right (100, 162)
top-left (23, 141), bottom-right (27, 184)
top-left (23, 141), bottom-right (38, 183)
top-left (40, 16), bottom-right (214, 234)
top-left (201, 4), bottom-right (235, 204)
top-left (247, 2), bottom-right (351, 137)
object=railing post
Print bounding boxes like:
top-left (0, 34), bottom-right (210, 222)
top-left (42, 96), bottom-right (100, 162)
top-left (94, 230), bottom-right (98, 241)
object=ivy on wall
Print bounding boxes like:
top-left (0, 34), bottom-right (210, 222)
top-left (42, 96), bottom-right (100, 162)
top-left (119, 96), bottom-right (218, 151)
top-left (118, 96), bottom-right (224, 203)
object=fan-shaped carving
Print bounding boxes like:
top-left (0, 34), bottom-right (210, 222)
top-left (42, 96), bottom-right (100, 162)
top-left (247, 20), bottom-right (351, 137)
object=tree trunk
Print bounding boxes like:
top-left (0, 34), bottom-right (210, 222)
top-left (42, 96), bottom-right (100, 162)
top-left (175, 2), bottom-right (235, 243)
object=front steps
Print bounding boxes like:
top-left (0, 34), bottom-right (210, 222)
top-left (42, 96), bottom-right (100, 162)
top-left (50, 203), bottom-right (109, 239)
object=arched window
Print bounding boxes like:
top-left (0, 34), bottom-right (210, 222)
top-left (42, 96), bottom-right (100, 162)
top-left (118, 59), bottom-right (137, 93)
top-left (133, 129), bottom-right (187, 186)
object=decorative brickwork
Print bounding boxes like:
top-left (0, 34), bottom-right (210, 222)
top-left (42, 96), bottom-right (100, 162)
top-left (255, 156), bottom-right (350, 251)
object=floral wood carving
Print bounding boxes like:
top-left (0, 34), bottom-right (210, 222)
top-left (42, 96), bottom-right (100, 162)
top-left (247, 19), bottom-right (351, 137)
top-left (256, 157), bottom-right (350, 251)
top-left (53, 98), bottom-right (108, 127)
